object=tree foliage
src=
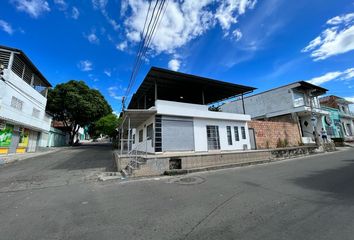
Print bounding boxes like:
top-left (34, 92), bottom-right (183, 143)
top-left (46, 80), bottom-right (112, 144)
top-left (91, 114), bottom-right (121, 138)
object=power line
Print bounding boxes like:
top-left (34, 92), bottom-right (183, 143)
top-left (123, 0), bottom-right (168, 110)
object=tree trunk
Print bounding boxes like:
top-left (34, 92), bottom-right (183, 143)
top-left (69, 124), bottom-right (79, 146)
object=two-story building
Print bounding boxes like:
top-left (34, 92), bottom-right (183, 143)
top-left (221, 81), bottom-right (329, 144)
top-left (320, 95), bottom-right (354, 141)
top-left (0, 45), bottom-right (52, 154)
top-left (119, 67), bottom-right (255, 155)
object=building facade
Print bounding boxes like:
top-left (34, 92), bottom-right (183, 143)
top-left (320, 95), bottom-right (354, 141)
top-left (221, 81), bottom-right (329, 144)
top-left (119, 67), bottom-right (255, 154)
top-left (0, 45), bottom-right (52, 154)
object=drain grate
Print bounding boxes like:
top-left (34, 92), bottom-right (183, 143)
top-left (171, 176), bottom-right (206, 185)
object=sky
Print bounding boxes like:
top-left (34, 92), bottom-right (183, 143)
top-left (0, 0), bottom-right (354, 113)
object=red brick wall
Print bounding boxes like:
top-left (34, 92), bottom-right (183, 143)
top-left (248, 120), bottom-right (302, 149)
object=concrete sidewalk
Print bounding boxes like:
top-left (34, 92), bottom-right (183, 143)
top-left (0, 147), bottom-right (67, 165)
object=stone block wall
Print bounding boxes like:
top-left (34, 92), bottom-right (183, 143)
top-left (248, 120), bottom-right (302, 149)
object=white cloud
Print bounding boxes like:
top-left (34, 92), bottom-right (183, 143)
top-left (92, 0), bottom-right (120, 31)
top-left (12, 0), bottom-right (51, 18)
top-left (54, 0), bottom-right (67, 10)
top-left (327, 13), bottom-right (354, 25)
top-left (306, 67), bottom-right (354, 85)
top-left (302, 12), bottom-right (354, 61)
top-left (121, 0), bottom-right (257, 54)
top-left (85, 32), bottom-right (100, 44)
top-left (78, 60), bottom-right (93, 72)
top-left (215, 0), bottom-right (257, 30)
top-left (104, 69), bottom-right (112, 77)
top-left (0, 20), bottom-right (14, 35)
top-left (116, 41), bottom-right (127, 51)
top-left (108, 86), bottom-right (124, 100)
top-left (232, 28), bottom-right (243, 41)
top-left (71, 7), bottom-right (80, 19)
top-left (168, 59), bottom-right (181, 71)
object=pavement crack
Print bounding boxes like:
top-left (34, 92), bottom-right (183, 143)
top-left (181, 190), bottom-right (244, 240)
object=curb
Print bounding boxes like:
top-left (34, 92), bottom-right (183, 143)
top-left (0, 147), bottom-right (67, 166)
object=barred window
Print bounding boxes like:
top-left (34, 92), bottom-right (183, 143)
top-left (227, 126), bottom-right (232, 145)
top-left (207, 125), bottom-right (220, 150)
top-left (234, 126), bottom-right (239, 141)
top-left (241, 126), bottom-right (246, 139)
top-left (11, 96), bottom-right (23, 111)
top-left (139, 129), bottom-right (143, 142)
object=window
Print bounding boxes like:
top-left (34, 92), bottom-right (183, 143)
top-left (139, 129), bottom-right (143, 142)
top-left (226, 126), bottom-right (232, 145)
top-left (32, 108), bottom-right (40, 118)
top-left (241, 126), bottom-right (246, 139)
top-left (11, 96), bottom-right (23, 110)
top-left (293, 91), bottom-right (305, 107)
top-left (146, 124), bottom-right (154, 140)
top-left (146, 123), bottom-right (154, 147)
top-left (206, 125), bottom-right (220, 150)
top-left (234, 126), bottom-right (239, 141)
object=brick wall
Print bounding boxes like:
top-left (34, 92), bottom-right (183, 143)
top-left (248, 120), bottom-right (302, 149)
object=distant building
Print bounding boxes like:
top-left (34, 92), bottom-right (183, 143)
top-left (221, 81), bottom-right (329, 144)
top-left (0, 45), bottom-right (52, 154)
top-left (320, 95), bottom-right (354, 141)
top-left (119, 67), bottom-right (255, 154)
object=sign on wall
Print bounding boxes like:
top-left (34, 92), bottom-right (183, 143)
top-left (18, 128), bottom-right (29, 148)
top-left (0, 124), bottom-right (13, 147)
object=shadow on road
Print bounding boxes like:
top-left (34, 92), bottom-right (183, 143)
top-left (52, 142), bottom-right (116, 172)
top-left (291, 158), bottom-right (354, 202)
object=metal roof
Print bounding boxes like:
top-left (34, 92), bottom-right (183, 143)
top-left (128, 67), bottom-right (256, 109)
top-left (0, 45), bottom-right (52, 87)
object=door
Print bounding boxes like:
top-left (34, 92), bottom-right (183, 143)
top-left (162, 119), bottom-right (194, 151)
top-left (9, 131), bottom-right (20, 154)
top-left (248, 128), bottom-right (257, 150)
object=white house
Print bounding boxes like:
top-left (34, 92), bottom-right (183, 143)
top-left (221, 81), bottom-right (329, 144)
top-left (119, 67), bottom-right (255, 155)
top-left (0, 45), bottom-right (52, 154)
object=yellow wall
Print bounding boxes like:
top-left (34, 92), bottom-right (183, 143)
top-left (0, 148), bottom-right (9, 154)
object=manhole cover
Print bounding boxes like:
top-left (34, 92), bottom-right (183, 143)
top-left (171, 176), bottom-right (205, 185)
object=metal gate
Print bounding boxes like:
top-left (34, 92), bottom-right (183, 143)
top-left (9, 131), bottom-right (20, 153)
top-left (162, 118), bottom-right (194, 151)
top-left (248, 128), bottom-right (257, 150)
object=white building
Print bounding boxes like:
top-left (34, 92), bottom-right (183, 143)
top-left (0, 45), bottom-right (52, 154)
top-left (221, 81), bottom-right (329, 144)
top-left (119, 67), bottom-right (255, 154)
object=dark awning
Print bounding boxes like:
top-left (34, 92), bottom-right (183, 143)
top-left (128, 67), bottom-right (256, 109)
top-left (294, 81), bottom-right (328, 96)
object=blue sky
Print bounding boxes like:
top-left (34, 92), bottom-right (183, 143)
top-left (0, 0), bottom-right (353, 113)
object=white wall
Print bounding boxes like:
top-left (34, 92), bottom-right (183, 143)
top-left (0, 69), bottom-right (50, 132)
top-left (156, 100), bottom-right (250, 121)
top-left (131, 115), bottom-right (155, 153)
top-left (193, 118), bottom-right (250, 152)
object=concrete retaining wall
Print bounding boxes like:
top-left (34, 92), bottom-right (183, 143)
top-left (114, 145), bottom-right (319, 177)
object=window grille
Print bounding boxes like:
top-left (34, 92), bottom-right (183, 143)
top-left (206, 125), bottom-right (220, 150)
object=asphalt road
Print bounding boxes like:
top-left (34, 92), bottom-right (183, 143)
top-left (1, 146), bottom-right (354, 240)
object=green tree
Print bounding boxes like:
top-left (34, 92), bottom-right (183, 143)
top-left (91, 114), bottom-right (121, 139)
top-left (46, 80), bottom-right (112, 145)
